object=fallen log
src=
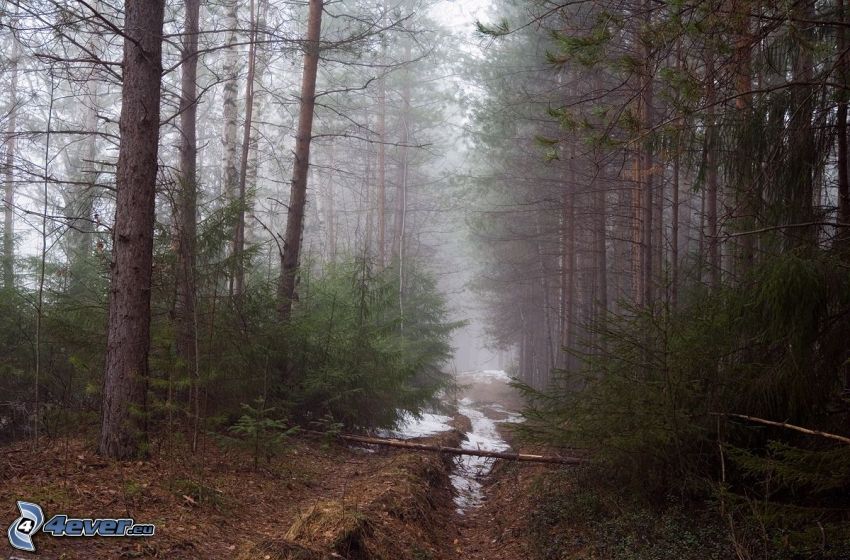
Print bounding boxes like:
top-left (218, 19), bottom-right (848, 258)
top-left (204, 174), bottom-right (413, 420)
top-left (337, 433), bottom-right (584, 465)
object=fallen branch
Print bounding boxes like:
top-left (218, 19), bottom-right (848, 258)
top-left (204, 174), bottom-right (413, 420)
top-left (714, 413), bottom-right (850, 446)
top-left (336, 433), bottom-right (584, 465)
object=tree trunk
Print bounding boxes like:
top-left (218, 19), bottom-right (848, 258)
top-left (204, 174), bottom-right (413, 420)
top-left (99, 0), bottom-right (166, 460)
top-left (705, 54), bottom-right (721, 289)
top-left (326, 144), bottom-right (337, 261)
top-left (328, 432), bottom-right (584, 465)
top-left (232, 0), bottom-right (258, 300)
top-left (3, 26), bottom-right (19, 289)
top-left (377, 3), bottom-right (388, 269)
top-left (221, 0), bottom-right (240, 202)
top-left (838, 0), bottom-right (850, 247)
top-left (671, 151), bottom-right (680, 307)
top-left (595, 169), bottom-right (608, 320)
top-left (788, 0), bottom-right (817, 250)
top-left (671, 42), bottom-right (682, 307)
top-left (67, 4), bottom-right (101, 280)
top-left (641, 0), bottom-right (654, 306)
top-left (392, 43), bottom-right (412, 263)
top-left (279, 0), bottom-right (323, 321)
top-left (631, 152), bottom-right (644, 303)
top-left (176, 0), bottom-right (200, 451)
top-left (244, 0), bottom-right (269, 250)
top-left (735, 2), bottom-right (755, 271)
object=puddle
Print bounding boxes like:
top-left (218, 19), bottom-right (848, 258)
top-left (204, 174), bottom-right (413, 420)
top-left (377, 411), bottom-right (455, 439)
top-left (450, 370), bottom-right (521, 514)
top-left (377, 370), bottom-right (522, 515)
top-left (451, 398), bottom-right (511, 513)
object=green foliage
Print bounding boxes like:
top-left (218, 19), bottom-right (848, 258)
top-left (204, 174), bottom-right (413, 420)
top-left (519, 250), bottom-right (850, 557)
top-left (169, 478), bottom-right (229, 510)
top-left (475, 18), bottom-right (510, 38)
top-left (527, 471), bottom-right (733, 560)
top-left (283, 259), bottom-right (460, 429)
top-left (219, 398), bottom-right (298, 470)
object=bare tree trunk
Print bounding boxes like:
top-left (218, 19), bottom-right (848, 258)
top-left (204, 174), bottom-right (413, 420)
top-left (565, 147), bottom-right (578, 360)
top-left (233, 0), bottom-right (258, 299)
top-left (735, 3), bottom-right (755, 271)
top-left (35, 77), bottom-right (55, 450)
top-left (391, 43), bottom-right (412, 332)
top-left (176, 0), bottom-right (200, 452)
top-left (789, 1), bottom-right (817, 249)
top-left (641, 0), bottom-right (655, 306)
top-left (838, 0), bottom-right (850, 247)
top-left (329, 432), bottom-right (584, 464)
top-left (279, 0), bottom-right (323, 321)
top-left (377, 2), bottom-right (388, 269)
top-left (631, 152), bottom-right (644, 304)
top-left (326, 144), bottom-right (337, 260)
top-left (221, 0), bottom-right (240, 297)
top-left (99, 0), bottom-right (166, 460)
top-left (221, 0), bottom-right (240, 202)
top-left (67, 3), bottom-right (101, 278)
top-left (559, 184), bottom-right (570, 366)
top-left (3, 26), bottom-right (19, 289)
top-left (595, 169), bottom-right (608, 319)
top-left (391, 44), bottom-right (412, 263)
top-left (671, 42), bottom-right (682, 308)
top-left (245, 0), bottom-right (269, 250)
top-left (377, 85), bottom-right (387, 268)
top-left (705, 53), bottom-right (721, 289)
top-left (671, 151), bottom-right (680, 307)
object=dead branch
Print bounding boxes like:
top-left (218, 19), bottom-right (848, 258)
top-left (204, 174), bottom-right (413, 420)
top-left (336, 433), bottom-right (585, 465)
top-left (715, 413), bottom-right (850, 445)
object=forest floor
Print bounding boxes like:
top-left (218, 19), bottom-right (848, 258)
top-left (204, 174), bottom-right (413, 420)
top-left (0, 418), bottom-right (561, 560)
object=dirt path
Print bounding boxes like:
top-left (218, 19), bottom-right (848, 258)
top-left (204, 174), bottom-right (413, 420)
top-left (441, 407), bottom-right (553, 560)
top-left (0, 374), bottom-right (551, 560)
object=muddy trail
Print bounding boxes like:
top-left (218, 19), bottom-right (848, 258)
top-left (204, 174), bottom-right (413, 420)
top-left (0, 370), bottom-right (556, 560)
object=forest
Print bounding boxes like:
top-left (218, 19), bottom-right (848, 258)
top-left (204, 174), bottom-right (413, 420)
top-left (1, 0), bottom-right (849, 559)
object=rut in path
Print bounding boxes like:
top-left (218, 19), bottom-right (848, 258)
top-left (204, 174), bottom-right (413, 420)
top-left (442, 394), bottom-right (550, 560)
top-left (439, 369), bottom-right (545, 559)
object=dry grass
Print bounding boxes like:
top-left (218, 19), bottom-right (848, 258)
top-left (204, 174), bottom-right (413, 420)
top-left (238, 430), bottom-right (463, 560)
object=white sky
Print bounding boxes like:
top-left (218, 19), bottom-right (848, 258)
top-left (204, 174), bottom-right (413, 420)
top-left (429, 0), bottom-right (493, 32)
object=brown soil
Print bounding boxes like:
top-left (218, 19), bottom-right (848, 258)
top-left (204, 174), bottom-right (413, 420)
top-left (0, 423), bottom-right (557, 560)
top-left (441, 461), bottom-right (555, 560)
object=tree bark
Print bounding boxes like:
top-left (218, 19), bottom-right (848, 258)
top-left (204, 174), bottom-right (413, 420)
top-left (734, 1), bottom-right (755, 271)
top-left (594, 170), bottom-right (608, 320)
top-left (671, 41), bottom-right (682, 308)
top-left (176, 0), bottom-right (200, 451)
top-left (3, 25), bottom-right (19, 289)
top-left (99, 0), bottom-right (166, 459)
top-left (706, 53), bottom-right (721, 289)
top-left (245, 0), bottom-right (269, 249)
top-left (641, 0), bottom-right (654, 306)
top-left (788, 0), bottom-right (817, 250)
top-left (631, 152), bottom-right (644, 303)
top-left (221, 0), bottom-right (240, 202)
top-left (377, 2), bottom-right (388, 269)
top-left (671, 151), bottom-right (680, 307)
top-left (330, 433), bottom-right (584, 464)
top-left (279, 0), bottom-right (323, 321)
top-left (391, 41), bottom-right (413, 264)
top-left (838, 0), bottom-right (850, 248)
top-left (232, 0), bottom-right (258, 300)
top-left (66, 4), bottom-right (101, 280)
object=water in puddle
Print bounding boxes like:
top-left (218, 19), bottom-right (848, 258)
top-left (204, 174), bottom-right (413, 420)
top-left (378, 370), bottom-right (522, 514)
top-left (451, 397), bottom-right (512, 513)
